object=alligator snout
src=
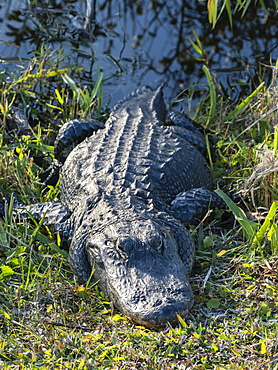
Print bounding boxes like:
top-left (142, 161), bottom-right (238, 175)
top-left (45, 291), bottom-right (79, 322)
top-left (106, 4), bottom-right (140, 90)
top-left (124, 280), bottom-right (194, 328)
top-left (105, 263), bottom-right (194, 328)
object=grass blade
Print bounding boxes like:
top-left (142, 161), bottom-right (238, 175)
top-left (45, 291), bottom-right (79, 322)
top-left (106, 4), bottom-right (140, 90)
top-left (215, 189), bottom-right (257, 241)
top-left (254, 202), bottom-right (278, 247)
top-left (225, 82), bottom-right (265, 121)
top-left (202, 65), bottom-right (216, 127)
top-left (207, 0), bottom-right (219, 27)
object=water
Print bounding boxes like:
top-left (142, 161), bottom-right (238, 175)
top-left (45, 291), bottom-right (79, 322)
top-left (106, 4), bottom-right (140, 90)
top-left (0, 0), bottom-right (278, 109)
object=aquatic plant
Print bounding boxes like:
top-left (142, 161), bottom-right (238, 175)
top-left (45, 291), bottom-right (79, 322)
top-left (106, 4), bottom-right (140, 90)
top-left (207, 0), bottom-right (277, 28)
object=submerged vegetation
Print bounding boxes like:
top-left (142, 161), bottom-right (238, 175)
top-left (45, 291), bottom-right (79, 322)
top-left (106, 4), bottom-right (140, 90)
top-left (0, 1), bottom-right (278, 369)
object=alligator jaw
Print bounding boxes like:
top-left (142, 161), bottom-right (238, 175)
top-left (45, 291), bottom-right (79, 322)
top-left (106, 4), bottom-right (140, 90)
top-left (131, 307), bottom-right (192, 329)
top-left (107, 273), bottom-right (194, 328)
top-left (117, 285), bottom-right (194, 329)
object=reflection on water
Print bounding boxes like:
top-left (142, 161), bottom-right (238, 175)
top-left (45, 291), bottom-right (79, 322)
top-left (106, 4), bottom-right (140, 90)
top-left (0, 0), bottom-right (278, 107)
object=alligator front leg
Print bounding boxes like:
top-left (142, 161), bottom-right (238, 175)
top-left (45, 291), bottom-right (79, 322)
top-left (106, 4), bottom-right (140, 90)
top-left (1, 197), bottom-right (74, 244)
top-left (68, 233), bottom-right (91, 283)
top-left (171, 188), bottom-right (225, 224)
top-left (1, 196), bottom-right (92, 281)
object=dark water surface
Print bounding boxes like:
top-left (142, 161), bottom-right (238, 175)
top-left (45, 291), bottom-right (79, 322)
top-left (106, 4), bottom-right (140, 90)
top-left (0, 0), bottom-right (278, 108)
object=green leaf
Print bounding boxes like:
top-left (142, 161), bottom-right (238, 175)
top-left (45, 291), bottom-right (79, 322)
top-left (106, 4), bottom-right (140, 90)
top-left (211, 342), bottom-right (219, 351)
top-left (254, 202), bottom-right (278, 246)
top-left (176, 314), bottom-right (189, 328)
top-left (55, 88), bottom-right (63, 104)
top-left (202, 65), bottom-right (216, 127)
top-left (258, 0), bottom-right (269, 15)
top-left (188, 39), bottom-right (202, 56)
top-left (193, 332), bottom-right (200, 339)
top-left (215, 189), bottom-right (257, 242)
top-left (49, 243), bottom-right (68, 258)
top-left (0, 309), bottom-right (11, 320)
top-left (206, 298), bottom-right (220, 309)
top-left (188, 29), bottom-right (204, 57)
top-left (240, 0), bottom-right (252, 17)
top-left (0, 222), bottom-right (9, 246)
top-left (92, 68), bottom-right (103, 102)
top-left (46, 103), bottom-right (63, 111)
top-left (0, 265), bottom-right (15, 278)
top-left (62, 74), bottom-right (81, 97)
top-left (112, 314), bottom-right (126, 322)
top-left (225, 82), bottom-right (265, 121)
top-left (25, 143), bottom-right (54, 153)
top-left (216, 250), bottom-right (227, 258)
top-left (260, 340), bottom-right (267, 354)
top-left (208, 0), bottom-right (219, 27)
top-left (224, 0), bottom-right (233, 28)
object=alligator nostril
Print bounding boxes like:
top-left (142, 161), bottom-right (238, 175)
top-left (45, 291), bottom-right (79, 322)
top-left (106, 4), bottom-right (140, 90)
top-left (166, 297), bottom-right (175, 304)
top-left (152, 299), bottom-right (163, 307)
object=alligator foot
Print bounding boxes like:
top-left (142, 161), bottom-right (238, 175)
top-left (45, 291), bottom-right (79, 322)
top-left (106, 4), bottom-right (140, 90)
top-left (171, 187), bottom-right (225, 224)
top-left (6, 107), bottom-right (32, 137)
top-left (0, 195), bottom-right (73, 243)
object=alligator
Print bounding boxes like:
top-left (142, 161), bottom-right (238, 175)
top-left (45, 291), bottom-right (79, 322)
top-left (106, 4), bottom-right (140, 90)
top-left (3, 86), bottom-right (224, 328)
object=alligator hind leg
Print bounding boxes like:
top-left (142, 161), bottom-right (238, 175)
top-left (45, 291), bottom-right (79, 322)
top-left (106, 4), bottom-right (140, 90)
top-left (171, 188), bottom-right (225, 224)
top-left (165, 111), bottom-right (207, 154)
top-left (166, 111), bottom-right (204, 134)
top-left (42, 118), bottom-right (105, 187)
top-left (54, 119), bottom-right (105, 163)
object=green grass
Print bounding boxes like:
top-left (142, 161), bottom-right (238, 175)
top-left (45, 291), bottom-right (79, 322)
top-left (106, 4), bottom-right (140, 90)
top-left (207, 0), bottom-right (276, 28)
top-left (0, 47), bottom-right (278, 369)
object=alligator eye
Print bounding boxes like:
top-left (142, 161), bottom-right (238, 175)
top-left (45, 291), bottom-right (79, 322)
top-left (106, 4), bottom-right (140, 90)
top-left (116, 237), bottom-right (134, 253)
top-left (105, 240), bottom-right (115, 248)
top-left (150, 235), bottom-right (164, 253)
top-left (157, 238), bottom-right (164, 253)
top-left (87, 243), bottom-right (103, 266)
top-left (115, 239), bottom-right (129, 260)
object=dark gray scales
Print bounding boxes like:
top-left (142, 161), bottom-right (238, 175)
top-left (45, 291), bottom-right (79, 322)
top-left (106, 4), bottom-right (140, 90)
top-left (5, 86), bottom-right (224, 328)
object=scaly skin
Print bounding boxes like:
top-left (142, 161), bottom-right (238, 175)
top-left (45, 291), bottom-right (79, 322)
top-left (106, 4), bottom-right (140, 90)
top-left (5, 86), bottom-right (224, 328)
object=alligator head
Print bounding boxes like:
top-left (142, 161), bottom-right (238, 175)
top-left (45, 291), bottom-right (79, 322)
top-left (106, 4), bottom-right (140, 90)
top-left (86, 217), bottom-right (194, 328)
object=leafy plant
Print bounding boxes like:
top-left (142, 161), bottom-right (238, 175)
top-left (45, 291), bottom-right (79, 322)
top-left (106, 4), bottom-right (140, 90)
top-left (216, 189), bottom-right (278, 253)
top-left (61, 70), bottom-right (103, 118)
top-left (207, 0), bottom-right (274, 28)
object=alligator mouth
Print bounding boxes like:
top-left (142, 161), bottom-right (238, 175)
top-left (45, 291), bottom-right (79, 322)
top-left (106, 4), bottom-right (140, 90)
top-left (108, 279), bottom-right (194, 328)
top-left (126, 300), bottom-right (193, 329)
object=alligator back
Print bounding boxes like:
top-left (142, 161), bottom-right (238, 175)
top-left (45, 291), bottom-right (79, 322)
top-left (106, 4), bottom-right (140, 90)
top-left (59, 86), bottom-right (213, 213)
